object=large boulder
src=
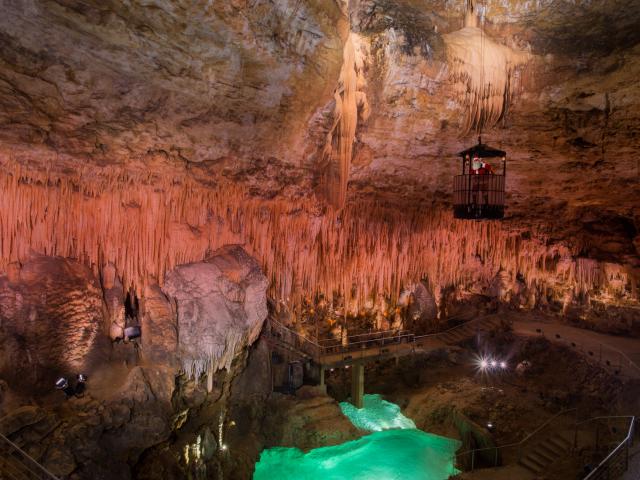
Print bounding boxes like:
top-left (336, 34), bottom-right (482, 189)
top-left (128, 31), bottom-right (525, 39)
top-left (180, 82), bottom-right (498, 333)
top-left (162, 245), bottom-right (268, 377)
top-left (140, 283), bottom-right (178, 365)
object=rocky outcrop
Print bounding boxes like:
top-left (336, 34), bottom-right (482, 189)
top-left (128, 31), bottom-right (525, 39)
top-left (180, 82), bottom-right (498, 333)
top-left (163, 244), bottom-right (269, 378)
top-left (0, 255), bottom-right (106, 392)
top-left (139, 283), bottom-right (178, 365)
top-left (0, 245), bottom-right (270, 479)
top-left (262, 387), bottom-right (362, 451)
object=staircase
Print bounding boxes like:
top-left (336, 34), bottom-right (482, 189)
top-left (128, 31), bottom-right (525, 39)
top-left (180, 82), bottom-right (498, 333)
top-left (518, 432), bottom-right (573, 475)
top-left (265, 318), bottom-right (321, 361)
top-left (0, 434), bottom-right (59, 480)
top-left (438, 316), bottom-right (501, 345)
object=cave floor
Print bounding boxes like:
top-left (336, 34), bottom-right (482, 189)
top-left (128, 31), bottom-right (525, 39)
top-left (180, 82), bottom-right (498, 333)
top-left (510, 314), bottom-right (640, 378)
top-left (321, 317), bottom-right (639, 480)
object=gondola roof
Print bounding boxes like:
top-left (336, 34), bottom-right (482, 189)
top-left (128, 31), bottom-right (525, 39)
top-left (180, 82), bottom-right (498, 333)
top-left (458, 142), bottom-right (506, 159)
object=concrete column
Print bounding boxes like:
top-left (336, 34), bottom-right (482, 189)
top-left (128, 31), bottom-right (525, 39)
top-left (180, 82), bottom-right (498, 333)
top-left (351, 363), bottom-right (364, 409)
top-left (318, 366), bottom-right (327, 394)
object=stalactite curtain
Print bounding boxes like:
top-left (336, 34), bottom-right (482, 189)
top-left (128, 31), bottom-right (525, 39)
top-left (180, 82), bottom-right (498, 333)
top-left (443, 6), bottom-right (530, 133)
top-left (0, 163), bottom-right (635, 314)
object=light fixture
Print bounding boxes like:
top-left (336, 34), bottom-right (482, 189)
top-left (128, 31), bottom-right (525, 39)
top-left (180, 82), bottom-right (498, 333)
top-left (221, 444), bottom-right (228, 451)
top-left (490, 360), bottom-right (497, 368)
top-left (500, 361), bottom-right (507, 369)
top-left (480, 359), bottom-right (488, 369)
top-left (55, 377), bottom-right (68, 390)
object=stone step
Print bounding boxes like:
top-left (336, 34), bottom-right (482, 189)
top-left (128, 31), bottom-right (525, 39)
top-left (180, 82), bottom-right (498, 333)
top-left (522, 452), bottom-right (547, 470)
top-left (537, 441), bottom-right (564, 459)
top-left (546, 435), bottom-right (571, 452)
top-left (527, 448), bottom-right (557, 465)
top-left (519, 456), bottom-right (545, 474)
top-left (529, 445), bottom-right (558, 464)
top-left (0, 454), bottom-right (32, 480)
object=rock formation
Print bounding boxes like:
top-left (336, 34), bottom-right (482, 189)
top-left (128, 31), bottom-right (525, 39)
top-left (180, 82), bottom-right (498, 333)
top-left (0, 255), bottom-right (105, 392)
top-left (163, 245), bottom-right (268, 378)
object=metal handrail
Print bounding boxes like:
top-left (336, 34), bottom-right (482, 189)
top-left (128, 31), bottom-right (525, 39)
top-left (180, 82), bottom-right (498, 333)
top-left (531, 326), bottom-right (640, 378)
top-left (582, 416), bottom-right (635, 480)
top-left (269, 314), bottom-right (499, 361)
top-left (318, 329), bottom-right (412, 348)
top-left (455, 408), bottom-right (577, 470)
top-left (0, 433), bottom-right (60, 479)
top-left (268, 318), bottom-right (322, 348)
top-left (317, 313), bottom-right (478, 346)
top-left (414, 314), bottom-right (495, 341)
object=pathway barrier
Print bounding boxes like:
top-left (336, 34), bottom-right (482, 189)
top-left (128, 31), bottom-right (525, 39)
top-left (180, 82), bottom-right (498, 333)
top-left (0, 433), bottom-right (59, 479)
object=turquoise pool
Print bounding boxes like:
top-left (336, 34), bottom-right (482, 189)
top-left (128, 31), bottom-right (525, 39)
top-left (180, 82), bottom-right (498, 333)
top-left (253, 394), bottom-right (460, 480)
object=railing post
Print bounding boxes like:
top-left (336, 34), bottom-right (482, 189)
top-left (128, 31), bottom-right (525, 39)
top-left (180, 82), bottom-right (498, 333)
top-left (625, 442), bottom-right (629, 472)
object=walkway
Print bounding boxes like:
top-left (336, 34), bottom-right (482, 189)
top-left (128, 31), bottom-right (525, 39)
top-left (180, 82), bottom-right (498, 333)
top-left (267, 316), bottom-right (501, 368)
top-left (512, 318), bottom-right (640, 380)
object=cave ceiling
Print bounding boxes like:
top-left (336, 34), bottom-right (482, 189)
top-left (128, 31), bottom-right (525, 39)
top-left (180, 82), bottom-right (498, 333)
top-left (0, 0), bottom-right (638, 273)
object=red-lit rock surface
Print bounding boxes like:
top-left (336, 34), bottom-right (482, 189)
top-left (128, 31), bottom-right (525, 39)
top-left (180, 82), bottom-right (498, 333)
top-left (0, 245), bottom-right (268, 479)
top-left (0, 1), bottom-right (637, 331)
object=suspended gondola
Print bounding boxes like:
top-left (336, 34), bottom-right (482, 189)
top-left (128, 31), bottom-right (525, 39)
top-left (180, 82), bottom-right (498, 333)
top-left (453, 137), bottom-right (506, 220)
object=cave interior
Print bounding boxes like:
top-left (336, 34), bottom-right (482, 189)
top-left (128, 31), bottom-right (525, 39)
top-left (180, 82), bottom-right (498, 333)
top-left (0, 0), bottom-right (639, 479)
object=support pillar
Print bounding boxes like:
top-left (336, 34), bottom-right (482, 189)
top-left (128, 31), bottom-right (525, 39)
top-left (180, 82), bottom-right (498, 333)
top-left (318, 366), bottom-right (327, 394)
top-left (351, 363), bottom-right (364, 409)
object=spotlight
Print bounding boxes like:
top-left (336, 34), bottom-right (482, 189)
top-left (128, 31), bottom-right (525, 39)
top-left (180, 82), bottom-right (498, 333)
top-left (480, 359), bottom-right (489, 369)
top-left (221, 444), bottom-right (228, 451)
top-left (490, 360), bottom-right (497, 368)
top-left (500, 361), bottom-right (507, 369)
top-left (55, 377), bottom-right (75, 398)
top-left (55, 377), bottom-right (68, 390)
top-left (75, 373), bottom-right (87, 397)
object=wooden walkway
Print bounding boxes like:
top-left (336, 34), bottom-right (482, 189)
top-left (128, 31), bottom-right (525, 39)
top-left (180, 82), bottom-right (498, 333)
top-left (266, 316), bottom-right (502, 368)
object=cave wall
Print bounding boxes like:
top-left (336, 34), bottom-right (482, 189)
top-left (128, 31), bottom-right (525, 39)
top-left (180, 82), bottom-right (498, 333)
top-left (0, 0), bottom-right (639, 334)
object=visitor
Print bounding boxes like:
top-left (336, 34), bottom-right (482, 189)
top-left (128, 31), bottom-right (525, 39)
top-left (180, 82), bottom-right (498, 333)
top-left (481, 161), bottom-right (494, 174)
top-left (471, 156), bottom-right (482, 174)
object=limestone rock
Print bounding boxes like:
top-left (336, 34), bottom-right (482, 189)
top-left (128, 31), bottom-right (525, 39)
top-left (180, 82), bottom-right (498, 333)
top-left (163, 245), bottom-right (268, 377)
top-left (43, 446), bottom-right (77, 477)
top-left (0, 255), bottom-right (105, 391)
top-left (140, 283), bottom-right (178, 365)
top-left (263, 393), bottom-right (362, 451)
top-left (0, 405), bottom-right (47, 436)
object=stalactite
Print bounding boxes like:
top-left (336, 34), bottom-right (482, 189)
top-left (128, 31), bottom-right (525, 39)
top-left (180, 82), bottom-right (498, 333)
top-left (0, 163), bottom-right (636, 319)
top-left (443, 2), bottom-right (530, 133)
top-left (321, 32), bottom-right (370, 209)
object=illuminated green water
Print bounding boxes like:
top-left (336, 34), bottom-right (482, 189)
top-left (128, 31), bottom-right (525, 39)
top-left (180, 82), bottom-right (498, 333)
top-left (339, 394), bottom-right (417, 431)
top-left (253, 394), bottom-right (460, 480)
